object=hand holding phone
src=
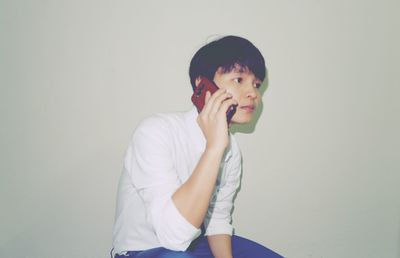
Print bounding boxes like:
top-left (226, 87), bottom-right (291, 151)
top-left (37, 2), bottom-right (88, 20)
top-left (191, 77), bottom-right (237, 124)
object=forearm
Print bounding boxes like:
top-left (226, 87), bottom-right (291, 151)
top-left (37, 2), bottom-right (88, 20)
top-left (172, 147), bottom-right (224, 228)
top-left (172, 88), bottom-right (235, 228)
top-left (207, 234), bottom-right (233, 258)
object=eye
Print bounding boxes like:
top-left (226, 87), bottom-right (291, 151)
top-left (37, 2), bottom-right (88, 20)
top-left (255, 83), bottom-right (262, 89)
top-left (233, 77), bottom-right (242, 84)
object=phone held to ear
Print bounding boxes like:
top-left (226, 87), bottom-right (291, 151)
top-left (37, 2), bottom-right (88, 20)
top-left (191, 76), bottom-right (237, 124)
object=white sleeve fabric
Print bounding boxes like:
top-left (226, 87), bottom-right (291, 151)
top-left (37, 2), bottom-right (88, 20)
top-left (125, 116), bottom-right (201, 251)
top-left (203, 137), bottom-right (242, 236)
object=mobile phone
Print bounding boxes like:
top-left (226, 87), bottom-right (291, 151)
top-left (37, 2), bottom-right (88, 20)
top-left (191, 76), bottom-right (237, 124)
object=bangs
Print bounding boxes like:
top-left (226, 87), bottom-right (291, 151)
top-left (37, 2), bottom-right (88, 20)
top-left (219, 63), bottom-right (265, 81)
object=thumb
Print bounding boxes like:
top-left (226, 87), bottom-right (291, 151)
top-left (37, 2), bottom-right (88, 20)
top-left (205, 91), bottom-right (211, 103)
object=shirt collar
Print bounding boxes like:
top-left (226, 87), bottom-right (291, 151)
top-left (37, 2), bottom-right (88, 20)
top-left (185, 106), bottom-right (233, 162)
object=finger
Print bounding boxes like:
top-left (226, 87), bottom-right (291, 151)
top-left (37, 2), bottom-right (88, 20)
top-left (206, 88), bottom-right (227, 104)
top-left (200, 91), bottom-right (213, 115)
top-left (218, 98), bottom-right (238, 116)
top-left (202, 88), bottom-right (227, 115)
top-left (204, 91), bottom-right (211, 104)
top-left (209, 91), bottom-right (233, 116)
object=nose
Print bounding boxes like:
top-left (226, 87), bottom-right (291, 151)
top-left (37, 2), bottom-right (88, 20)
top-left (245, 85), bottom-right (258, 99)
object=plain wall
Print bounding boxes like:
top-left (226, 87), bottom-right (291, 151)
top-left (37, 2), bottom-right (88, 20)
top-left (1, 0), bottom-right (399, 257)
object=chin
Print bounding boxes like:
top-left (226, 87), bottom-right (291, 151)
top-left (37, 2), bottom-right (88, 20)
top-left (231, 114), bottom-right (254, 124)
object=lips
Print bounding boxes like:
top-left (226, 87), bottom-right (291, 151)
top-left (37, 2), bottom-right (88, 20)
top-left (240, 104), bottom-right (256, 112)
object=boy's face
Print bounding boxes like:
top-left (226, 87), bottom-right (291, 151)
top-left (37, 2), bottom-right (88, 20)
top-left (213, 66), bottom-right (262, 124)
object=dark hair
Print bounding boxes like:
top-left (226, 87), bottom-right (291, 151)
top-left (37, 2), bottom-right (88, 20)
top-left (189, 35), bottom-right (266, 91)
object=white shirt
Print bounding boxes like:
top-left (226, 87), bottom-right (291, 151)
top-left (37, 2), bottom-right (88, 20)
top-left (112, 106), bottom-right (242, 253)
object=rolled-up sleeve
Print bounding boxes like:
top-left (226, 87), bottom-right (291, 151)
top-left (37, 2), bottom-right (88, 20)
top-left (203, 138), bottom-right (242, 236)
top-left (125, 117), bottom-right (201, 251)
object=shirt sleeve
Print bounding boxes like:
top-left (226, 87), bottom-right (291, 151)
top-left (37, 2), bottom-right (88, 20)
top-left (124, 116), bottom-right (201, 251)
top-left (203, 136), bottom-right (242, 236)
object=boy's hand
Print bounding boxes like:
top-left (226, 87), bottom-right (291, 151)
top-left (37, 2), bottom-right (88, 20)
top-left (197, 89), bottom-right (238, 153)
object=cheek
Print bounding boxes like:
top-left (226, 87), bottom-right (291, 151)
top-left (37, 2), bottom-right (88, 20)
top-left (256, 92), bottom-right (262, 101)
top-left (225, 85), bottom-right (240, 99)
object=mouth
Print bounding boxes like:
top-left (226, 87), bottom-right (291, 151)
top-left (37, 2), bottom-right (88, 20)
top-left (239, 105), bottom-right (256, 112)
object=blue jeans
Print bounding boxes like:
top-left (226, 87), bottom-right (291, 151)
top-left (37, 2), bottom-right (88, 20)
top-left (114, 235), bottom-right (283, 258)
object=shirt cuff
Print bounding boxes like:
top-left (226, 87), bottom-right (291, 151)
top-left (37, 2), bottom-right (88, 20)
top-left (152, 197), bottom-right (201, 251)
top-left (204, 222), bottom-right (233, 236)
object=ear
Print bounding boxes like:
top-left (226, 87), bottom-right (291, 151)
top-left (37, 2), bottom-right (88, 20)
top-left (195, 76), bottom-right (202, 88)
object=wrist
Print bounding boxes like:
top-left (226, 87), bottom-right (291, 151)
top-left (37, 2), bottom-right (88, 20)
top-left (204, 145), bottom-right (226, 157)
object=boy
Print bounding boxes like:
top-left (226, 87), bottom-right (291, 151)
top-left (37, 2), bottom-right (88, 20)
top-left (112, 36), bottom-right (282, 258)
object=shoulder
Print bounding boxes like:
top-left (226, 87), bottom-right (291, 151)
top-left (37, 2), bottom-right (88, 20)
top-left (132, 110), bottom-right (188, 144)
top-left (136, 110), bottom-right (186, 131)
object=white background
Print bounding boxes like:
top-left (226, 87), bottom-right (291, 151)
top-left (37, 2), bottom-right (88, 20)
top-left (1, 0), bottom-right (399, 257)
